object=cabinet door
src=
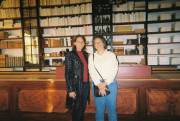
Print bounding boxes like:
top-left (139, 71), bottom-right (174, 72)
top-left (147, 89), bottom-right (180, 116)
top-left (18, 89), bottom-right (67, 113)
top-left (0, 89), bottom-right (8, 111)
top-left (117, 88), bottom-right (138, 115)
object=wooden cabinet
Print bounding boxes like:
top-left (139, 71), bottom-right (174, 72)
top-left (147, 89), bottom-right (180, 116)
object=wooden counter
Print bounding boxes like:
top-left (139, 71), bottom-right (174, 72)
top-left (0, 66), bottom-right (180, 121)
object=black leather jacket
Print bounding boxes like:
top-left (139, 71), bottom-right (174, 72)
top-left (65, 50), bottom-right (90, 108)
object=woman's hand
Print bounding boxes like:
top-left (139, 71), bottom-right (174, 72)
top-left (97, 82), bottom-right (107, 96)
top-left (69, 91), bottom-right (76, 99)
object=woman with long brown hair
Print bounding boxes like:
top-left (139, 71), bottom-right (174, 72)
top-left (65, 35), bottom-right (90, 121)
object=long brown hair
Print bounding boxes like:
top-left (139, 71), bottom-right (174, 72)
top-left (72, 35), bottom-right (86, 51)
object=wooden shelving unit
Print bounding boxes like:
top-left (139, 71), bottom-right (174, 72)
top-left (0, 0), bottom-right (180, 71)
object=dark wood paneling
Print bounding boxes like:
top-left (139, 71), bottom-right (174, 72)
top-left (0, 78), bottom-right (180, 121)
top-left (0, 90), bottom-right (8, 111)
top-left (147, 89), bottom-right (180, 116)
top-left (117, 88), bottom-right (138, 115)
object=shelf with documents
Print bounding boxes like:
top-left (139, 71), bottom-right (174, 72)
top-left (40, 13), bottom-right (92, 18)
top-left (40, 1), bottom-right (93, 67)
top-left (0, 0), bottom-right (23, 70)
top-left (113, 10), bottom-right (146, 14)
top-left (0, 37), bottom-right (22, 40)
top-left (1, 0), bottom-right (180, 70)
top-left (148, 7), bottom-right (180, 12)
top-left (148, 31), bottom-right (180, 34)
top-left (148, 54), bottom-right (180, 56)
top-left (43, 34), bottom-right (93, 38)
top-left (40, 24), bottom-right (92, 28)
top-left (148, 19), bottom-right (180, 24)
top-left (0, 17), bottom-right (21, 20)
top-left (0, 28), bottom-right (22, 31)
top-left (147, 0), bottom-right (180, 66)
top-left (40, 2), bottom-right (92, 8)
top-left (113, 21), bottom-right (145, 25)
top-left (112, 32), bottom-right (145, 35)
top-left (112, 0), bottom-right (146, 65)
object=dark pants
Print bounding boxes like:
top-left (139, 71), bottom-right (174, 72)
top-left (72, 82), bottom-right (89, 121)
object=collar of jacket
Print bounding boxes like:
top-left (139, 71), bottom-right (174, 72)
top-left (72, 50), bottom-right (88, 62)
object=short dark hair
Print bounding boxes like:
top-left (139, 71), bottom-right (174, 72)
top-left (72, 35), bottom-right (86, 51)
top-left (92, 35), bottom-right (107, 51)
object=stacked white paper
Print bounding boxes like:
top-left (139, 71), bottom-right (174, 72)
top-left (175, 22), bottom-right (180, 31)
top-left (159, 48), bottom-right (171, 54)
top-left (171, 57), bottom-right (180, 65)
top-left (160, 13), bottom-right (172, 20)
top-left (172, 48), bottom-right (180, 54)
top-left (148, 3), bottom-right (159, 9)
top-left (148, 46), bottom-right (158, 54)
top-left (148, 37), bottom-right (159, 43)
top-left (148, 14), bottom-right (158, 21)
top-left (160, 2), bottom-right (172, 8)
top-left (159, 37), bottom-right (171, 43)
top-left (159, 56), bottom-right (170, 65)
top-left (173, 35), bottom-right (180, 42)
top-left (148, 56), bottom-right (158, 65)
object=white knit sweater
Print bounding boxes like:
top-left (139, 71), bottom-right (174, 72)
top-left (88, 50), bottom-right (119, 85)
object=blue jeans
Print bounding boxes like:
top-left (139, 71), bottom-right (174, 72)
top-left (92, 81), bottom-right (118, 121)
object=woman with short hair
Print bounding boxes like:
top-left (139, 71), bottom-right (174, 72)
top-left (88, 35), bottom-right (119, 121)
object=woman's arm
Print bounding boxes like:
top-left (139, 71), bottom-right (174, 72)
top-left (65, 52), bottom-right (74, 92)
top-left (106, 53), bottom-right (119, 84)
top-left (88, 54), bottom-right (101, 85)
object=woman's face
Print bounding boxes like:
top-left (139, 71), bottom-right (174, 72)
top-left (74, 37), bottom-right (85, 51)
top-left (94, 38), bottom-right (105, 51)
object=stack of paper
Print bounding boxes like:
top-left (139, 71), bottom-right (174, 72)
top-left (148, 46), bottom-right (158, 54)
top-left (159, 37), bottom-right (171, 43)
top-left (171, 57), bottom-right (180, 65)
top-left (175, 22), bottom-right (180, 31)
top-left (148, 56), bottom-right (158, 65)
top-left (172, 48), bottom-right (180, 54)
top-left (173, 35), bottom-right (180, 42)
top-left (114, 25), bottom-right (132, 33)
top-left (159, 48), bottom-right (171, 54)
top-left (159, 56), bottom-right (170, 65)
top-left (160, 13), bottom-right (172, 20)
top-left (148, 37), bottom-right (159, 43)
top-left (160, 2), bottom-right (172, 8)
top-left (148, 3), bottom-right (159, 9)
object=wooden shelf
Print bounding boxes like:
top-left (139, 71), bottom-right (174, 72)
top-left (148, 19), bottom-right (180, 24)
top-left (113, 32), bottom-right (145, 35)
top-left (148, 7), bottom-right (180, 12)
top-left (0, 37), bottom-right (22, 40)
top-left (148, 53), bottom-right (180, 56)
top-left (40, 2), bottom-right (92, 8)
top-left (0, 17), bottom-right (21, 20)
top-left (148, 42), bottom-right (180, 45)
top-left (44, 46), bottom-right (72, 48)
top-left (117, 55), bottom-right (144, 56)
top-left (1, 47), bottom-right (22, 49)
top-left (113, 44), bottom-right (143, 46)
top-left (148, 31), bottom-right (180, 34)
top-left (113, 21), bottom-right (145, 25)
top-left (0, 27), bottom-right (22, 31)
top-left (0, 7), bottom-right (20, 9)
top-left (23, 16), bottom-right (38, 19)
top-left (113, 9), bottom-right (145, 14)
top-left (0, 66), bottom-right (23, 68)
top-left (40, 13), bottom-right (92, 18)
top-left (23, 6), bottom-right (36, 9)
top-left (41, 24), bottom-right (92, 28)
top-left (43, 34), bottom-right (93, 38)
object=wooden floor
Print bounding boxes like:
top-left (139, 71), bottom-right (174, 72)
top-left (0, 113), bottom-right (119, 121)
